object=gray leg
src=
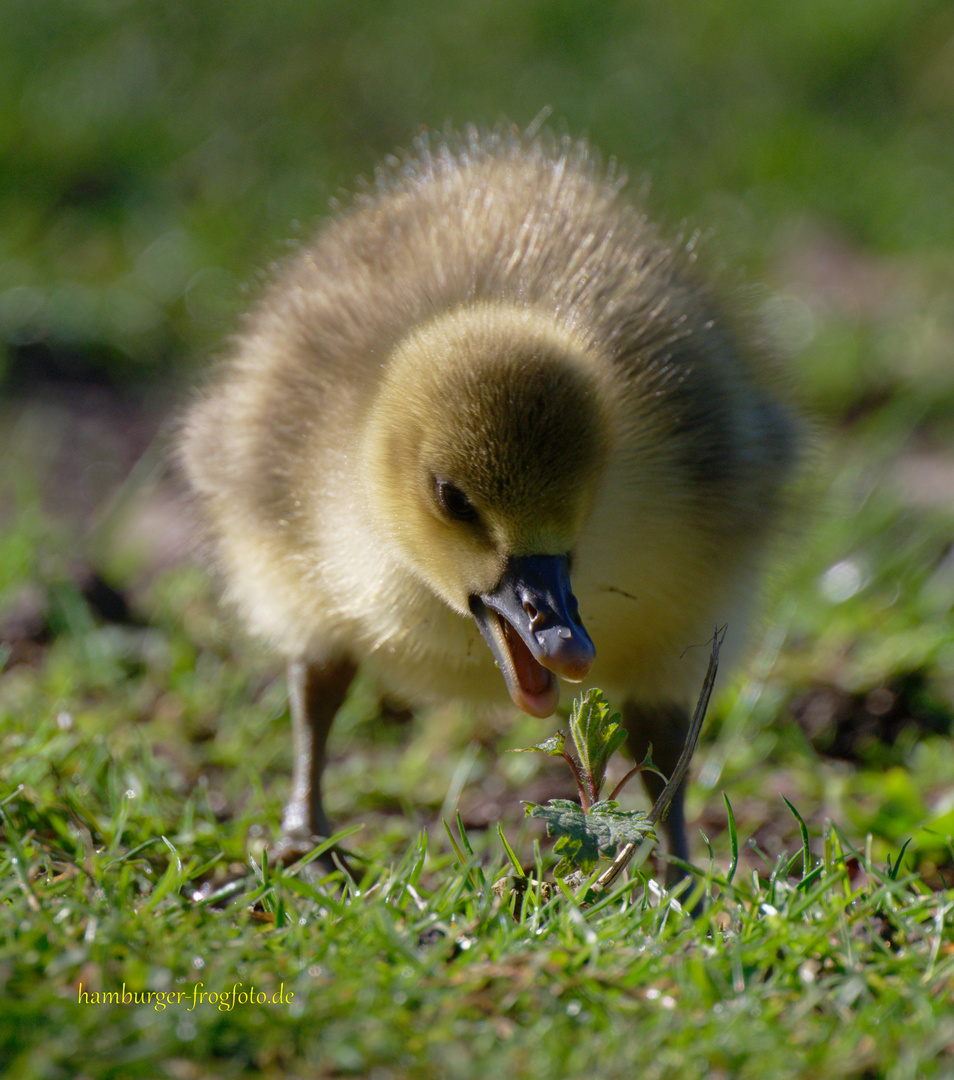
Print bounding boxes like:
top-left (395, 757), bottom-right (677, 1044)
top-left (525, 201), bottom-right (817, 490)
top-left (279, 656), bottom-right (357, 847)
top-left (622, 700), bottom-right (693, 888)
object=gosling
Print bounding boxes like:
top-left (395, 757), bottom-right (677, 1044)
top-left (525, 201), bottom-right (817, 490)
top-left (180, 129), bottom-right (798, 882)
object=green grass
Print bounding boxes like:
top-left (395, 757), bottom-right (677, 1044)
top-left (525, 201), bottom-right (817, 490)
top-left (1, 680), bottom-right (952, 1080)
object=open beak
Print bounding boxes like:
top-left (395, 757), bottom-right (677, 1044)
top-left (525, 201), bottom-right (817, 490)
top-left (468, 554), bottom-right (595, 718)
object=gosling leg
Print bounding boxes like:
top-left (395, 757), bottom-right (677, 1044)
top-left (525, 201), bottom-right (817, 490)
top-left (278, 655), bottom-right (357, 852)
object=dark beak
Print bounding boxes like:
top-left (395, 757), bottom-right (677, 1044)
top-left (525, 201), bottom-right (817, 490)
top-left (469, 554), bottom-right (596, 718)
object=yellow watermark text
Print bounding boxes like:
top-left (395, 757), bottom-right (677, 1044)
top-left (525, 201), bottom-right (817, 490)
top-left (77, 982), bottom-right (294, 1012)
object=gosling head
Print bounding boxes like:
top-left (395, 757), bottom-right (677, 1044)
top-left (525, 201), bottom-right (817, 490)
top-left (362, 303), bottom-right (610, 717)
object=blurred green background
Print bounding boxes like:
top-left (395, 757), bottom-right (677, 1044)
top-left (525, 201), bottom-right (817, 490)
top-left (3, 0), bottom-right (952, 398)
top-left (2, 0), bottom-right (954, 874)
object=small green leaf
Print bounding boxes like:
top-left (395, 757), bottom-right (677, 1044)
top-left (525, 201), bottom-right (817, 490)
top-left (567, 689), bottom-right (626, 798)
top-left (525, 798), bottom-right (655, 877)
top-left (509, 731), bottom-right (567, 756)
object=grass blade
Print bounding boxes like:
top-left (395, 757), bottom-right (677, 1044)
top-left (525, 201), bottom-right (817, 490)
top-left (782, 796), bottom-right (811, 881)
top-left (497, 824), bottom-right (524, 875)
top-left (724, 793), bottom-right (739, 885)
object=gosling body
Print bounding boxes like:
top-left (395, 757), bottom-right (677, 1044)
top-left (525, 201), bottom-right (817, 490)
top-left (181, 130), bottom-right (798, 878)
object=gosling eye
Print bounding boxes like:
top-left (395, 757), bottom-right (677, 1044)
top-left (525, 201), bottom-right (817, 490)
top-left (434, 478), bottom-right (479, 523)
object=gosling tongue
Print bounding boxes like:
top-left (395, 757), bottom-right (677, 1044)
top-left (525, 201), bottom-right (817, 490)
top-left (469, 554), bottom-right (596, 718)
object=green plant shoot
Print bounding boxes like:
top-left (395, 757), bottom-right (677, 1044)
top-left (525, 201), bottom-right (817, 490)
top-left (512, 688), bottom-right (656, 878)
